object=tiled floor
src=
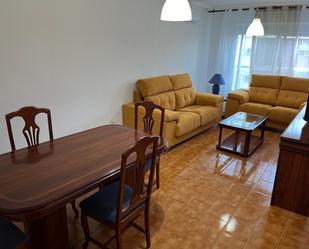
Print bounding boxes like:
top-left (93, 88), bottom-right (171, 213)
top-left (63, 127), bottom-right (309, 248)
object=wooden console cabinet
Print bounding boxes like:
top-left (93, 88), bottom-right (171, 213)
top-left (271, 106), bottom-right (309, 216)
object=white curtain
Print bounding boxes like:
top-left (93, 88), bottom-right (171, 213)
top-left (214, 10), bottom-right (254, 97)
top-left (251, 7), bottom-right (302, 76)
top-left (211, 6), bottom-right (309, 96)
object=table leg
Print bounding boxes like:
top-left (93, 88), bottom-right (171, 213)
top-left (25, 206), bottom-right (71, 249)
top-left (261, 121), bottom-right (266, 140)
top-left (243, 132), bottom-right (251, 156)
top-left (217, 126), bottom-right (223, 149)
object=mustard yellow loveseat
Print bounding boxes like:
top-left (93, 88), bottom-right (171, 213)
top-left (122, 73), bottom-right (224, 147)
top-left (226, 75), bottom-right (309, 130)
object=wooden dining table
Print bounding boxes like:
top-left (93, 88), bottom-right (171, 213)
top-left (0, 125), bottom-right (167, 249)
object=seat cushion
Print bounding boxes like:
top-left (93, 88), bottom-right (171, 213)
top-left (276, 90), bottom-right (308, 109)
top-left (145, 91), bottom-right (176, 110)
top-left (137, 76), bottom-right (173, 98)
top-left (268, 106), bottom-right (298, 124)
top-left (175, 112), bottom-right (201, 137)
top-left (0, 218), bottom-right (27, 249)
top-left (178, 105), bottom-right (220, 126)
top-left (175, 88), bottom-right (196, 110)
top-left (79, 182), bottom-right (132, 224)
top-left (238, 102), bottom-right (272, 116)
top-left (249, 87), bottom-right (279, 105)
top-left (169, 73), bottom-right (193, 90)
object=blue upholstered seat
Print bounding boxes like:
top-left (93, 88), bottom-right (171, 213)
top-left (0, 218), bottom-right (27, 249)
top-left (79, 182), bottom-right (132, 224)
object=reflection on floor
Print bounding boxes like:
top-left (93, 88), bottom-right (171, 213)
top-left (28, 127), bottom-right (309, 248)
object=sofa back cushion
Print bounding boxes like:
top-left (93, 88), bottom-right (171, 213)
top-left (175, 88), bottom-right (196, 110)
top-left (281, 76), bottom-right (309, 93)
top-left (169, 73), bottom-right (192, 90)
top-left (250, 74), bottom-right (282, 89)
top-left (276, 76), bottom-right (309, 109)
top-left (145, 92), bottom-right (176, 111)
top-left (276, 90), bottom-right (308, 109)
top-left (137, 75), bottom-right (173, 98)
top-left (249, 75), bottom-right (282, 105)
top-left (249, 87), bottom-right (278, 105)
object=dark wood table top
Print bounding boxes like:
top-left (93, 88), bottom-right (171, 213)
top-left (0, 125), bottom-right (167, 221)
top-left (282, 105), bottom-right (309, 145)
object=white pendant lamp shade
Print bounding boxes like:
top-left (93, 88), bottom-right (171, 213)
top-left (161, 0), bottom-right (192, 22)
top-left (246, 18), bottom-right (264, 36)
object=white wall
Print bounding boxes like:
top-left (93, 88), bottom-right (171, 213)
top-left (0, 0), bottom-right (208, 153)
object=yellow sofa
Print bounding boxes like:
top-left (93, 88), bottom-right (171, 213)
top-left (122, 73), bottom-right (224, 147)
top-left (226, 75), bottom-right (309, 130)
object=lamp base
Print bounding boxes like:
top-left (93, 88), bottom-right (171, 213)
top-left (212, 85), bottom-right (220, 95)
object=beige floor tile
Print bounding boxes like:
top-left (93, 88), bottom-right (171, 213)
top-left (208, 200), bottom-right (237, 222)
top-left (223, 217), bottom-right (255, 242)
top-left (212, 232), bottom-right (246, 249)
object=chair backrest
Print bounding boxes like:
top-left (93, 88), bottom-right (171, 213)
top-left (5, 106), bottom-right (54, 151)
top-left (134, 101), bottom-right (165, 138)
top-left (116, 136), bottom-right (159, 223)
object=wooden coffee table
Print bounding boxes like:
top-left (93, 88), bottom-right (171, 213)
top-left (217, 112), bottom-right (268, 157)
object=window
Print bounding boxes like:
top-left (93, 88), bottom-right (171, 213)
top-left (233, 35), bottom-right (309, 89)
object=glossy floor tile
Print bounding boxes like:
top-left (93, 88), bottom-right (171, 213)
top-left (22, 127), bottom-right (309, 248)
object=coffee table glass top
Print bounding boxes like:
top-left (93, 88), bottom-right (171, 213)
top-left (220, 112), bottom-right (268, 131)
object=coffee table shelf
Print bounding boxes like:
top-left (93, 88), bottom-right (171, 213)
top-left (217, 112), bottom-right (268, 157)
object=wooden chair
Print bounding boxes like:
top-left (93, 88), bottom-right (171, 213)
top-left (135, 101), bottom-right (165, 189)
top-left (79, 136), bottom-right (159, 249)
top-left (0, 218), bottom-right (28, 249)
top-left (5, 106), bottom-right (79, 217)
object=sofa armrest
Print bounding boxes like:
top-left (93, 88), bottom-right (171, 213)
top-left (195, 92), bottom-right (224, 107)
top-left (227, 90), bottom-right (249, 104)
top-left (299, 102), bottom-right (307, 111)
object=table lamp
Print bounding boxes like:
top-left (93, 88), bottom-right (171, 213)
top-left (209, 74), bottom-right (225, 95)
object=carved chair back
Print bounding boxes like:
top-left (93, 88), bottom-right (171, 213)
top-left (134, 101), bottom-right (165, 138)
top-left (5, 106), bottom-right (54, 151)
top-left (116, 136), bottom-right (158, 223)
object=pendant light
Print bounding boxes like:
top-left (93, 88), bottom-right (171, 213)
top-left (246, 17), bottom-right (264, 36)
top-left (160, 0), bottom-right (192, 22)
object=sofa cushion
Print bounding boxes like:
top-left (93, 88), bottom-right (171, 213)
top-left (249, 87), bottom-right (278, 105)
top-left (238, 102), bottom-right (272, 116)
top-left (137, 76), bottom-right (173, 98)
top-left (175, 112), bottom-right (201, 137)
top-left (175, 88), bottom-right (196, 110)
top-left (178, 105), bottom-right (220, 126)
top-left (145, 91), bottom-right (176, 110)
top-left (276, 90), bottom-right (308, 109)
top-left (268, 106), bottom-right (298, 124)
top-left (169, 73), bottom-right (193, 90)
top-left (251, 74), bottom-right (282, 89)
top-left (281, 76), bottom-right (309, 93)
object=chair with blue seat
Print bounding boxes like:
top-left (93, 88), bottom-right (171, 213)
top-left (0, 218), bottom-right (28, 249)
top-left (79, 136), bottom-right (159, 249)
top-left (135, 101), bottom-right (165, 189)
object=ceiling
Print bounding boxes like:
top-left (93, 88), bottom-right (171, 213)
top-left (192, 0), bottom-right (309, 9)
